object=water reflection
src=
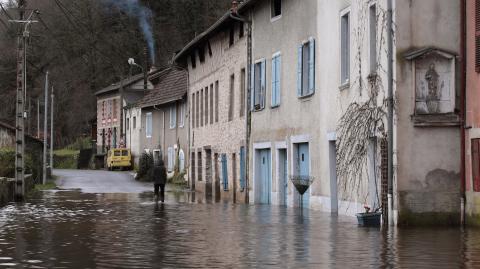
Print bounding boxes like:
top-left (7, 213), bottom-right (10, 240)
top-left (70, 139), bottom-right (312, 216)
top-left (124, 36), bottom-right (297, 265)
top-left (0, 190), bottom-right (478, 268)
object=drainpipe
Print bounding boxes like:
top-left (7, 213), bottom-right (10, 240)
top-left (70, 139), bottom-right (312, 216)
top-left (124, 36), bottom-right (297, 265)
top-left (387, 0), bottom-right (394, 226)
top-left (460, 0), bottom-right (466, 226)
top-left (230, 4), bottom-right (252, 204)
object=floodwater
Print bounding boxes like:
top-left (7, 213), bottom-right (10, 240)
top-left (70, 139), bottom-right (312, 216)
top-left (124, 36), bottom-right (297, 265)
top-left (0, 190), bottom-right (479, 269)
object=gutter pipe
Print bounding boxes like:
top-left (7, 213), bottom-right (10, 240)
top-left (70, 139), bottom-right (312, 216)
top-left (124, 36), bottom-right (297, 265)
top-left (460, 0), bottom-right (467, 226)
top-left (387, 0), bottom-right (394, 226)
top-left (229, 8), bottom-right (252, 204)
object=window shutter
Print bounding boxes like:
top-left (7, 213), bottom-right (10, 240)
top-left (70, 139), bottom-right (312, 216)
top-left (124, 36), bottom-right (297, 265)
top-left (251, 64), bottom-right (256, 110)
top-left (271, 57), bottom-right (276, 106)
top-left (276, 56), bottom-right (281, 105)
top-left (240, 147), bottom-right (246, 190)
top-left (297, 45), bottom-right (303, 96)
top-left (308, 37), bottom-right (315, 93)
top-left (261, 60), bottom-right (266, 109)
top-left (476, 0), bottom-right (480, 72)
top-left (222, 154), bottom-right (228, 190)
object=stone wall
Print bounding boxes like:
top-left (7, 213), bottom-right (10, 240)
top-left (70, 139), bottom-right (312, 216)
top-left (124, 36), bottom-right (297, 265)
top-left (0, 175), bottom-right (34, 207)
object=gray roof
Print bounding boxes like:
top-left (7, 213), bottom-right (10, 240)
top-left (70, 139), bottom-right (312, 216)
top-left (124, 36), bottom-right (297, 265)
top-left (95, 68), bottom-right (164, 96)
top-left (173, 0), bottom-right (256, 63)
top-left (137, 66), bottom-right (188, 108)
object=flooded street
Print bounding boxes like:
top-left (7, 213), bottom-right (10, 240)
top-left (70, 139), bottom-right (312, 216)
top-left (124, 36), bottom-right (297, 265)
top-left (0, 189), bottom-right (479, 268)
top-left (0, 170), bottom-right (477, 268)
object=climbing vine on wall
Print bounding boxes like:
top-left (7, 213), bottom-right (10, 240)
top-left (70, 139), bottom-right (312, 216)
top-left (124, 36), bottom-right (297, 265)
top-left (336, 2), bottom-right (393, 207)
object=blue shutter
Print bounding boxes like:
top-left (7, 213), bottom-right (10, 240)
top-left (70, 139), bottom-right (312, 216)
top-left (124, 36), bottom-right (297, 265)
top-left (271, 57), bottom-right (276, 106)
top-left (260, 60), bottom-right (266, 109)
top-left (276, 55), bottom-right (281, 105)
top-left (297, 45), bottom-right (303, 97)
top-left (222, 154), bottom-right (228, 191)
top-left (309, 38), bottom-right (315, 94)
top-left (240, 147), bottom-right (245, 190)
top-left (250, 64), bottom-right (255, 110)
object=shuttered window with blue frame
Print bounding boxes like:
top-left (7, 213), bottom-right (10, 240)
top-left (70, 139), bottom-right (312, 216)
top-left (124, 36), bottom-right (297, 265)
top-left (271, 53), bottom-right (281, 107)
top-left (251, 60), bottom-right (266, 110)
top-left (221, 154), bottom-right (228, 191)
top-left (297, 37), bottom-right (315, 97)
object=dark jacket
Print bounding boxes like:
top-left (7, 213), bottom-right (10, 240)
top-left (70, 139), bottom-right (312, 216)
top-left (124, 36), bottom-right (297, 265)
top-left (153, 162), bottom-right (167, 185)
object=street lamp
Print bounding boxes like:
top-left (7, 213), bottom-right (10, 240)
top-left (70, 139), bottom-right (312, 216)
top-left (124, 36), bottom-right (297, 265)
top-left (128, 58), bottom-right (143, 76)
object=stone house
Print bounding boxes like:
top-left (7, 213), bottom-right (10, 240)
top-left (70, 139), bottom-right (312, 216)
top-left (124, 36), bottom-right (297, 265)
top-left (130, 66), bottom-right (189, 175)
top-left (239, 0), bottom-right (462, 225)
top-left (95, 70), bottom-right (162, 156)
top-left (174, 9), bottom-right (248, 202)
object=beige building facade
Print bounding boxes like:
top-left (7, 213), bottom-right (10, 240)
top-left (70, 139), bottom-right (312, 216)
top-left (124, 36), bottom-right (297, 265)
top-left (175, 12), bottom-right (248, 202)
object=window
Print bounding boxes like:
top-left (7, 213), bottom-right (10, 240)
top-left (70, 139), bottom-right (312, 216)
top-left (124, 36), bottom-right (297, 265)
top-left (192, 93), bottom-right (195, 129)
top-left (297, 38), bottom-right (315, 97)
top-left (200, 89), bottom-right (204, 127)
top-left (271, 53), bottom-right (281, 106)
top-left (240, 68), bottom-right (246, 117)
top-left (169, 105), bottom-right (177, 129)
top-left (229, 26), bottom-right (235, 47)
top-left (473, 139), bottom-right (480, 191)
top-left (215, 81), bottom-right (219, 122)
top-left (369, 4), bottom-right (377, 74)
top-left (190, 53), bottom-right (196, 69)
top-left (252, 60), bottom-right (266, 110)
top-left (341, 11), bottom-right (350, 84)
top-left (133, 116), bottom-right (136, 129)
top-left (199, 46), bottom-right (205, 63)
top-left (271, 0), bottom-right (281, 18)
top-left (210, 83), bottom-right (214, 123)
top-left (239, 22), bottom-right (244, 38)
top-left (168, 147), bottom-right (174, 172)
top-left (205, 86), bottom-right (209, 125)
top-left (145, 112), bottom-right (152, 138)
top-left (229, 74), bottom-right (235, 121)
top-left (179, 102), bottom-right (185, 127)
top-left (207, 41), bottom-right (213, 57)
top-left (179, 149), bottom-right (185, 173)
top-left (196, 91), bottom-right (200, 128)
top-left (126, 117), bottom-right (129, 130)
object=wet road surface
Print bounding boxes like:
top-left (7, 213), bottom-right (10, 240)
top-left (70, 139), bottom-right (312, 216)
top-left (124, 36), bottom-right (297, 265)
top-left (0, 170), bottom-right (479, 268)
top-left (55, 169), bottom-right (151, 193)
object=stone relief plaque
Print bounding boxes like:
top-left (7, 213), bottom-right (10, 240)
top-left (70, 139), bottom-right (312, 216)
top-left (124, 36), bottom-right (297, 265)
top-left (414, 56), bottom-right (453, 115)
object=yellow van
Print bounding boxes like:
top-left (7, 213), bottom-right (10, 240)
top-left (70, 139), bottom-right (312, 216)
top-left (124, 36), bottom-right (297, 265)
top-left (107, 148), bottom-right (132, 170)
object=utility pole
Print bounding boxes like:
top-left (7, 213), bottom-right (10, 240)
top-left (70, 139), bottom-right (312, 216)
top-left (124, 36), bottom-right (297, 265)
top-left (50, 86), bottom-right (54, 171)
top-left (43, 71), bottom-right (48, 185)
top-left (13, 0), bottom-right (26, 200)
top-left (37, 98), bottom-right (40, 138)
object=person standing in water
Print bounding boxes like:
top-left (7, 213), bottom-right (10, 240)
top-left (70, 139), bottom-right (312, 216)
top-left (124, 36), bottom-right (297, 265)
top-left (153, 159), bottom-right (167, 202)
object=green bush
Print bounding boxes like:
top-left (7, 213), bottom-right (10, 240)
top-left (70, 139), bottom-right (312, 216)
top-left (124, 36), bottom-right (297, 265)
top-left (0, 148), bottom-right (15, 178)
top-left (53, 154), bottom-right (78, 169)
top-left (65, 137), bottom-right (92, 151)
top-left (136, 152), bottom-right (154, 182)
top-left (0, 148), bottom-right (41, 182)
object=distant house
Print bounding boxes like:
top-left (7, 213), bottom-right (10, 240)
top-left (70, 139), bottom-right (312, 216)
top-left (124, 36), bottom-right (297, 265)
top-left (94, 70), bottom-right (162, 154)
top-left (127, 66), bottom-right (188, 174)
top-left (174, 6), bottom-right (248, 202)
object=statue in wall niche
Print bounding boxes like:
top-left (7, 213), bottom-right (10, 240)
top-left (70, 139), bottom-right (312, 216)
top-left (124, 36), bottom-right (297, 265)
top-left (424, 63), bottom-right (441, 113)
